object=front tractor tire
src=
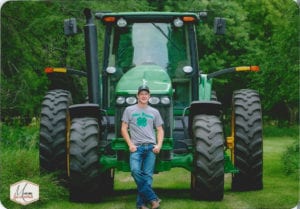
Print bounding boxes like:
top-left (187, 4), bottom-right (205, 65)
top-left (69, 117), bottom-right (102, 202)
top-left (39, 89), bottom-right (72, 175)
top-left (232, 89), bottom-right (263, 191)
top-left (191, 115), bottom-right (224, 201)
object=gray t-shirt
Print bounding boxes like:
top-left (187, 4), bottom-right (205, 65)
top-left (122, 104), bottom-right (164, 146)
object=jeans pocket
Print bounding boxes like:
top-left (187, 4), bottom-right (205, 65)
top-left (133, 146), bottom-right (139, 153)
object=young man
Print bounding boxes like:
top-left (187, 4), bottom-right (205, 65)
top-left (121, 85), bottom-right (164, 209)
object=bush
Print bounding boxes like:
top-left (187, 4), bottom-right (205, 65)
top-left (0, 121), bottom-right (39, 149)
top-left (281, 139), bottom-right (299, 177)
top-left (0, 122), bottom-right (68, 208)
top-left (263, 125), bottom-right (299, 138)
top-left (0, 148), bottom-right (68, 209)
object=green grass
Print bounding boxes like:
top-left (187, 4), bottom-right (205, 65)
top-left (0, 124), bottom-right (299, 209)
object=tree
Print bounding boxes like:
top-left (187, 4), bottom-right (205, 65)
top-left (1, 0), bottom-right (151, 123)
top-left (162, 0), bottom-right (299, 125)
top-left (1, 0), bottom-right (298, 125)
top-left (237, 0), bottom-right (299, 125)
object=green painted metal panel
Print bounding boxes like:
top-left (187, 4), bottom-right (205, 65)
top-left (199, 74), bottom-right (212, 101)
top-left (102, 138), bottom-right (238, 173)
top-left (224, 152), bottom-right (239, 173)
top-left (115, 65), bottom-right (172, 95)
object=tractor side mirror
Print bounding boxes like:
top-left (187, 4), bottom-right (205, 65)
top-left (64, 18), bottom-right (78, 36)
top-left (214, 17), bottom-right (226, 35)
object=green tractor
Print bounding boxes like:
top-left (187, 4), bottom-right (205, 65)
top-left (39, 9), bottom-right (263, 202)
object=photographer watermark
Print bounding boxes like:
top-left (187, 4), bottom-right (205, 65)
top-left (10, 180), bottom-right (39, 205)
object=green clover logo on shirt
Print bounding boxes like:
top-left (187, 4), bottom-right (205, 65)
top-left (137, 117), bottom-right (147, 127)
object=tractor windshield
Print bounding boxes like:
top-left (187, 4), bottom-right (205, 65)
top-left (106, 22), bottom-right (192, 108)
top-left (108, 22), bottom-right (190, 75)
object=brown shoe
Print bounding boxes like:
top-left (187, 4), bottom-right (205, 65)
top-left (151, 199), bottom-right (160, 209)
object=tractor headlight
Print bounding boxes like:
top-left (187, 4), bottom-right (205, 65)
top-left (183, 66), bottom-right (193, 74)
top-left (126, 97), bottom-right (137, 105)
top-left (106, 66), bottom-right (116, 74)
top-left (149, 97), bottom-right (160, 105)
top-left (173, 18), bottom-right (184, 27)
top-left (161, 96), bottom-right (170, 105)
top-left (117, 18), bottom-right (127, 27)
top-left (116, 96), bottom-right (125, 105)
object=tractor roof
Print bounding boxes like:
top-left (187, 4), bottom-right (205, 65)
top-left (95, 11), bottom-right (200, 24)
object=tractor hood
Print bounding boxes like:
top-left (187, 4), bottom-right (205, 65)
top-left (115, 65), bottom-right (172, 95)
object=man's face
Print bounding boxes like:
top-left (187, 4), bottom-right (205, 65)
top-left (137, 91), bottom-right (150, 104)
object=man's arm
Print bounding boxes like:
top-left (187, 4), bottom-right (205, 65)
top-left (121, 121), bottom-right (137, 152)
top-left (153, 125), bottom-right (164, 154)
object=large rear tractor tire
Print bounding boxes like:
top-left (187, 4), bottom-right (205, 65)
top-left (191, 115), bottom-right (224, 200)
top-left (69, 117), bottom-right (102, 202)
top-left (39, 89), bottom-right (72, 176)
top-left (231, 89), bottom-right (263, 191)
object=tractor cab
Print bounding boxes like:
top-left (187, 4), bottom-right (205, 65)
top-left (96, 12), bottom-right (201, 111)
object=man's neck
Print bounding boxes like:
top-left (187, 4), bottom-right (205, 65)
top-left (137, 103), bottom-right (148, 108)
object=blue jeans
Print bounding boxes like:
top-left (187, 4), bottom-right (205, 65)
top-left (130, 144), bottom-right (158, 207)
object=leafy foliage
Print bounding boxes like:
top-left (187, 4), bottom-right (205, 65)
top-left (1, 0), bottom-right (299, 125)
top-left (240, 0), bottom-right (299, 124)
top-left (0, 122), bottom-right (39, 149)
top-left (0, 122), bottom-right (68, 208)
top-left (282, 139), bottom-right (299, 177)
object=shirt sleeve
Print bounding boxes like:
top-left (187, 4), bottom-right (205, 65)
top-left (154, 109), bottom-right (164, 127)
top-left (122, 107), bottom-right (130, 123)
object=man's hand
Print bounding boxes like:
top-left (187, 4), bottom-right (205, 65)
top-left (129, 144), bottom-right (137, 153)
top-left (153, 144), bottom-right (161, 154)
